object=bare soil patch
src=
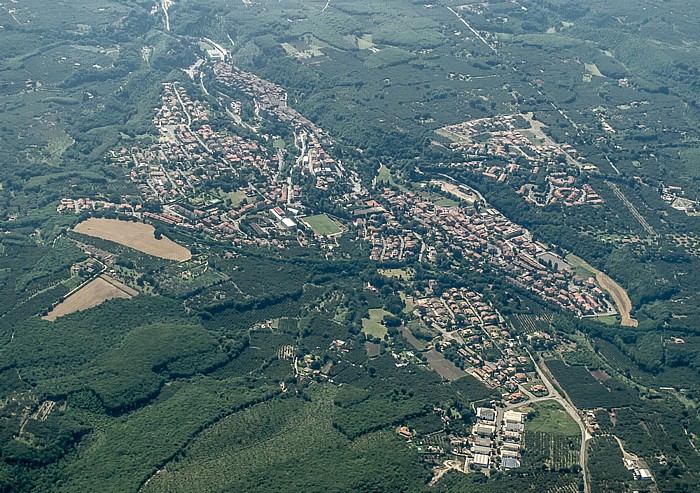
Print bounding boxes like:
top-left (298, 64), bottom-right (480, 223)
top-left (596, 270), bottom-right (637, 327)
top-left (424, 349), bottom-right (466, 381)
top-left (590, 369), bottom-right (612, 383)
top-left (74, 218), bottom-right (191, 261)
top-left (567, 254), bottom-right (637, 327)
top-left (43, 275), bottom-right (135, 321)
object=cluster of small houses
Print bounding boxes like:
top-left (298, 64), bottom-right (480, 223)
top-left (124, 81), bottom-right (291, 207)
top-left (440, 114), bottom-right (603, 207)
top-left (408, 286), bottom-right (543, 401)
top-left (56, 197), bottom-right (135, 214)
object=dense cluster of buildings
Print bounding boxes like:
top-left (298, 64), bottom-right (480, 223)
top-left (467, 408), bottom-right (524, 471)
top-left (57, 64), bottom-right (615, 324)
top-left (124, 81), bottom-right (285, 204)
top-left (378, 188), bottom-right (614, 316)
top-left (411, 285), bottom-right (533, 400)
top-left (213, 62), bottom-right (344, 187)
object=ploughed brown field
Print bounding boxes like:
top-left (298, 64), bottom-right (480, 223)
top-left (424, 349), bottom-right (466, 381)
top-left (43, 275), bottom-right (138, 321)
top-left (74, 218), bottom-right (191, 261)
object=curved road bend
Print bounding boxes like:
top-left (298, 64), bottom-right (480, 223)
top-left (516, 349), bottom-right (591, 493)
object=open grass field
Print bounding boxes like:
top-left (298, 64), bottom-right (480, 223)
top-left (521, 400), bottom-right (580, 436)
top-left (376, 164), bottom-right (408, 191)
top-left (584, 63), bottom-right (604, 77)
top-left (356, 34), bottom-right (379, 52)
top-left (220, 188), bottom-right (248, 206)
top-left (566, 253), bottom-right (637, 327)
top-left (74, 218), bottom-right (191, 261)
top-left (378, 268), bottom-right (413, 280)
top-left (303, 214), bottom-right (342, 236)
top-left (400, 292), bottom-right (415, 314)
top-left (362, 308), bottom-right (390, 338)
top-left (434, 198), bottom-right (459, 207)
top-left (43, 275), bottom-right (136, 321)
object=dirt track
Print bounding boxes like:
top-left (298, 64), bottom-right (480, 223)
top-left (567, 254), bottom-right (637, 327)
top-left (595, 270), bottom-right (638, 327)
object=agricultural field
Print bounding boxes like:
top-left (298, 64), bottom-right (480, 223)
top-left (522, 431), bottom-right (580, 471)
top-left (423, 349), bottom-right (466, 381)
top-left (43, 274), bottom-right (137, 321)
top-left (546, 360), bottom-right (639, 410)
top-left (511, 312), bottom-right (553, 334)
top-left (522, 400), bottom-right (580, 437)
top-left (593, 338), bottom-right (653, 383)
top-left (587, 436), bottom-right (633, 493)
top-left (155, 261), bottom-right (228, 299)
top-left (74, 219), bottom-right (191, 262)
top-left (521, 401), bottom-right (581, 471)
top-left (302, 214), bottom-right (342, 236)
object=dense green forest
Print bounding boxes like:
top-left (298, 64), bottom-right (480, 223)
top-left (1, 0), bottom-right (700, 492)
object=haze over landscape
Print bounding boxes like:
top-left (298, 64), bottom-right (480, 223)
top-left (0, 1), bottom-right (699, 492)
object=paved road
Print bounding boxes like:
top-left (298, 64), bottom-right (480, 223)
top-left (506, 348), bottom-right (590, 493)
top-left (447, 6), bottom-right (497, 53)
top-left (530, 351), bottom-right (591, 493)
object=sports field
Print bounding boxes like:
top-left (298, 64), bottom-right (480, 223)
top-left (304, 214), bottom-right (342, 236)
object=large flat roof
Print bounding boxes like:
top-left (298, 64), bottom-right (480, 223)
top-left (473, 453), bottom-right (490, 466)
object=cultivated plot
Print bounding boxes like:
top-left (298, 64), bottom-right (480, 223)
top-left (74, 218), bottom-right (191, 261)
